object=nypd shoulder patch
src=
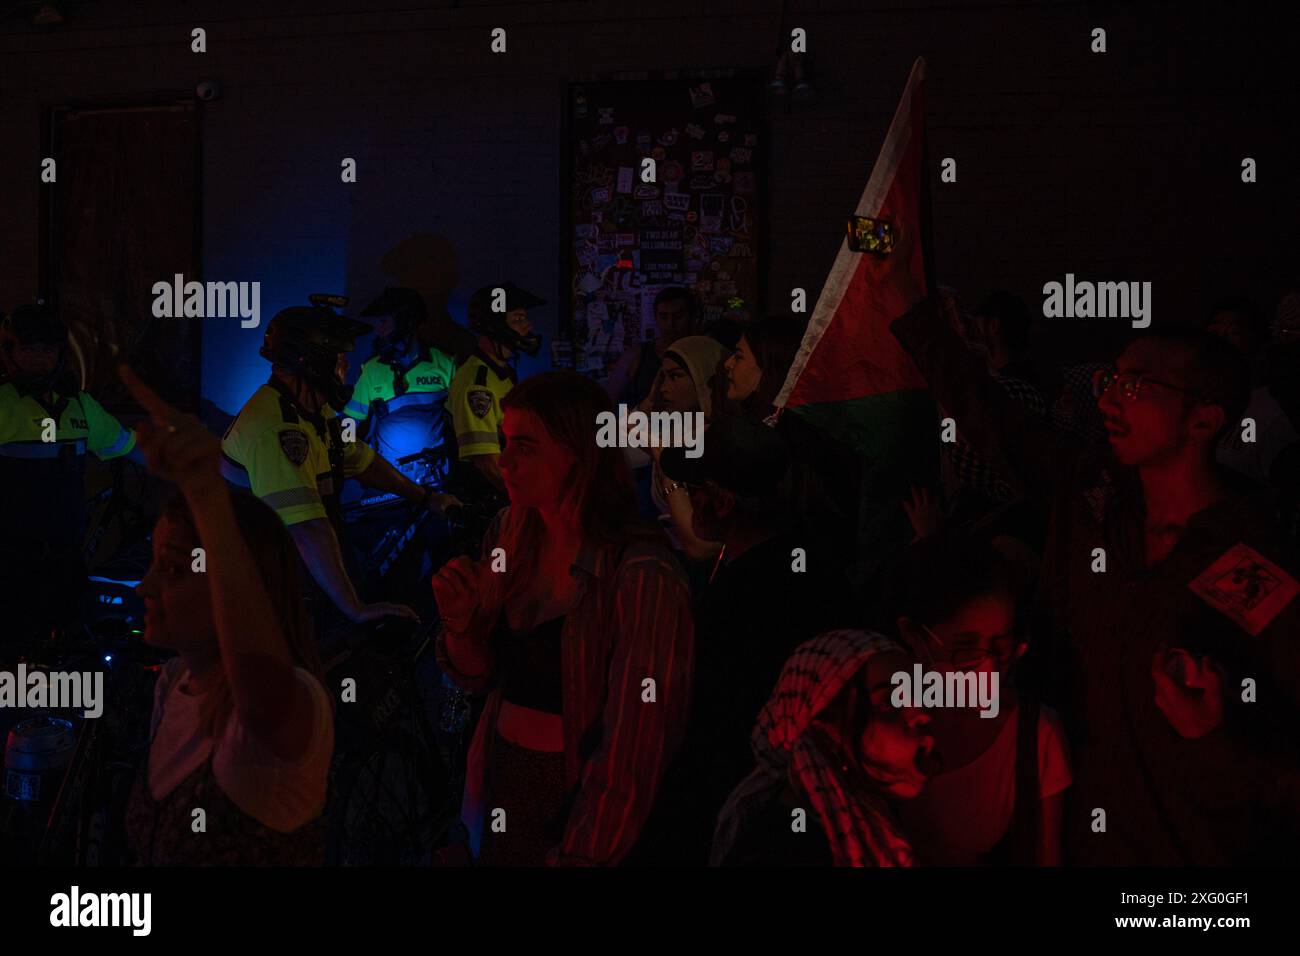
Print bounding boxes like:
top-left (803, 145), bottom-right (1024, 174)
top-left (468, 389), bottom-right (494, 419)
top-left (279, 428), bottom-right (310, 466)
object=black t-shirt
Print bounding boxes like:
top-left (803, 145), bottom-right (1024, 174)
top-left (493, 614), bottom-right (565, 715)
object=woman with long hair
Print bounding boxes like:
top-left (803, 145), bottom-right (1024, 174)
top-left (721, 316), bottom-right (806, 419)
top-left (433, 371), bottom-right (694, 865)
top-left (722, 316), bottom-right (866, 572)
top-left (119, 366), bottom-right (333, 866)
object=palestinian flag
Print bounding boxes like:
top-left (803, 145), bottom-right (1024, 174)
top-left (773, 57), bottom-right (936, 471)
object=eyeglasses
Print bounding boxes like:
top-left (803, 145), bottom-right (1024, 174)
top-left (912, 623), bottom-right (1016, 669)
top-left (1091, 368), bottom-right (1205, 403)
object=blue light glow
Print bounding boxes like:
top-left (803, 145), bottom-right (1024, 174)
top-left (200, 237), bottom-right (349, 421)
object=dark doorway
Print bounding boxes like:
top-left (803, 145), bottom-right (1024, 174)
top-left (43, 101), bottom-right (202, 411)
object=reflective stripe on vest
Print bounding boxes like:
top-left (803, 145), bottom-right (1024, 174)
top-left (101, 425), bottom-right (133, 457)
top-left (0, 439), bottom-right (87, 459)
top-left (220, 452), bottom-right (252, 488)
top-left (385, 390), bottom-right (445, 413)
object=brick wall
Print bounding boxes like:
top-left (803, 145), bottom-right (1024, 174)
top-left (2, 0), bottom-right (1296, 408)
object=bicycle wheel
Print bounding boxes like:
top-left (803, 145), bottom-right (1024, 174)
top-left (326, 727), bottom-right (455, 866)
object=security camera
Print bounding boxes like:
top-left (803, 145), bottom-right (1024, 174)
top-left (196, 81), bottom-right (221, 102)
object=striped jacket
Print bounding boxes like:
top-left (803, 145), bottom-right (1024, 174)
top-left (437, 506), bottom-right (695, 865)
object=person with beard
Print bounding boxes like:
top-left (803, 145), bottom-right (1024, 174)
top-left (0, 304), bottom-right (137, 646)
top-left (891, 297), bottom-right (1300, 865)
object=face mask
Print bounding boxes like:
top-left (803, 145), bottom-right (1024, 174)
top-left (328, 380), bottom-right (355, 409)
top-left (510, 329), bottom-right (543, 357)
top-left (324, 360), bottom-right (355, 409)
top-left (301, 351), bottom-right (355, 410)
top-left (374, 331), bottom-right (417, 362)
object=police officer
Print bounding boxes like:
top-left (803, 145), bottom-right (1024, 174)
top-left (447, 283), bottom-right (545, 498)
top-left (220, 295), bottom-right (459, 625)
top-left (0, 304), bottom-right (137, 643)
top-left (343, 286), bottom-right (457, 467)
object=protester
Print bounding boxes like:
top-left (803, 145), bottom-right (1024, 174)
top-left (604, 287), bottom-right (696, 408)
top-left (1268, 291), bottom-right (1300, 427)
top-left (1050, 362), bottom-right (1110, 445)
top-left (1263, 292), bottom-right (1300, 548)
top-left (972, 290), bottom-right (1043, 393)
top-left (721, 316), bottom-right (804, 419)
top-left (890, 534), bottom-right (1072, 866)
top-left (891, 300), bottom-right (1300, 865)
top-left (1148, 600), bottom-right (1300, 861)
top-left (1205, 295), bottom-right (1271, 367)
top-left (723, 317), bottom-right (865, 570)
top-left (711, 629), bottom-right (934, 866)
top-left (121, 366), bottom-right (333, 866)
top-left (432, 371), bottom-right (694, 866)
top-left (944, 291), bottom-right (1048, 523)
top-left (642, 334), bottom-right (729, 565)
top-left (631, 415), bottom-right (851, 863)
top-left (1207, 296), bottom-right (1300, 489)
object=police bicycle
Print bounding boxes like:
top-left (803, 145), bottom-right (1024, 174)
top-left (322, 612), bottom-right (475, 865)
top-left (0, 586), bottom-right (163, 867)
top-left (323, 498), bottom-right (495, 866)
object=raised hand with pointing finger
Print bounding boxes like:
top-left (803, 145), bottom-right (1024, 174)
top-left (118, 364), bottom-right (224, 497)
top-left (121, 364), bottom-right (417, 625)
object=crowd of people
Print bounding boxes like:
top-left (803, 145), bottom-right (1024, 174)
top-left (427, 285), bottom-right (1300, 867)
top-left (4, 280), bottom-right (1298, 867)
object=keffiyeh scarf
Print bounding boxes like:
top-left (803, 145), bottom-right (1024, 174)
top-left (711, 629), bottom-right (915, 867)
